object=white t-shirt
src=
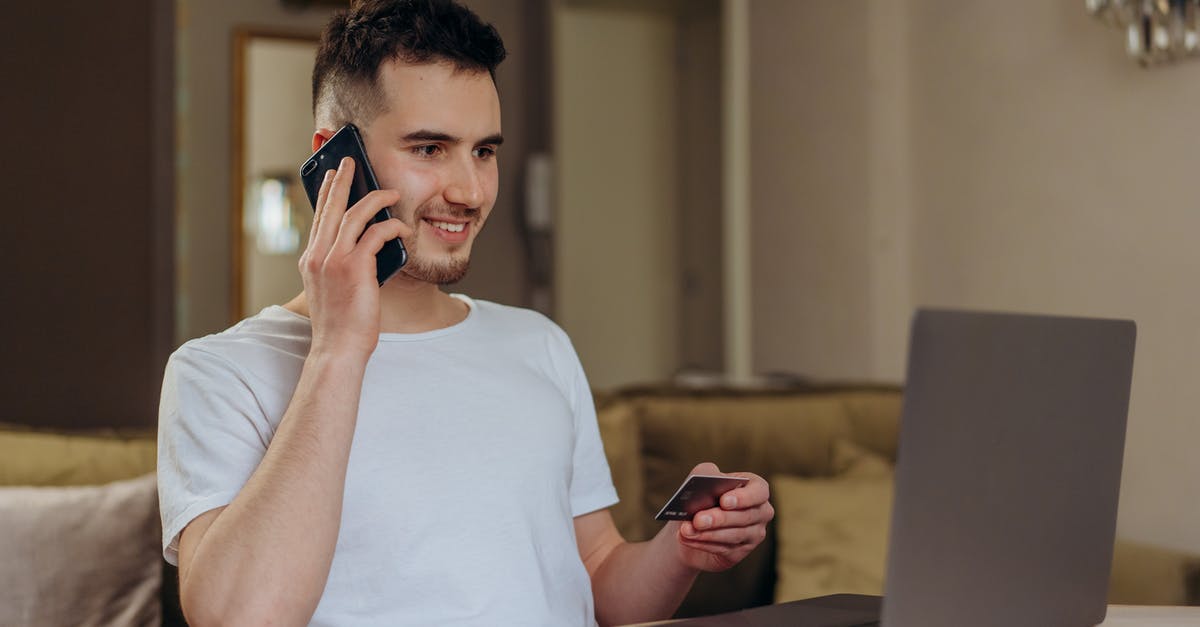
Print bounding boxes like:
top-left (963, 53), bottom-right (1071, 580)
top-left (157, 295), bottom-right (619, 626)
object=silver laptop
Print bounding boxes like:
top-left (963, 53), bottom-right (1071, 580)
top-left (880, 308), bottom-right (1136, 627)
top-left (669, 309), bottom-right (1137, 627)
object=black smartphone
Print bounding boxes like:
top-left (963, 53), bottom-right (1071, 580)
top-left (299, 124), bottom-right (407, 285)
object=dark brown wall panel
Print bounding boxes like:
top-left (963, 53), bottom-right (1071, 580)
top-left (0, 0), bottom-right (174, 429)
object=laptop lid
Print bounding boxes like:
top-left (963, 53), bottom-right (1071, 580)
top-left (881, 309), bottom-right (1136, 627)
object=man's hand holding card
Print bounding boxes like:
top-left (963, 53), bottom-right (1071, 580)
top-left (662, 462), bottom-right (774, 573)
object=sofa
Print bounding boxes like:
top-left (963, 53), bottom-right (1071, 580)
top-left (0, 423), bottom-right (184, 627)
top-left (593, 383), bottom-right (1200, 618)
top-left (2, 383), bottom-right (1197, 625)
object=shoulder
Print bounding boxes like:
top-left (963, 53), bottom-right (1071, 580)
top-left (458, 296), bottom-right (582, 367)
top-left (461, 297), bottom-right (568, 341)
top-left (453, 296), bottom-right (592, 407)
top-left (167, 306), bottom-right (311, 380)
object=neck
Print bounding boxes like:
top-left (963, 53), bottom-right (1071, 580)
top-left (283, 274), bottom-right (468, 334)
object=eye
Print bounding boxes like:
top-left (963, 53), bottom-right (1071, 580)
top-left (473, 146), bottom-right (496, 160)
top-left (412, 145), bottom-right (442, 158)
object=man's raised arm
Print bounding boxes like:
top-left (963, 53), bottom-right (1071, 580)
top-left (173, 160), bottom-right (409, 627)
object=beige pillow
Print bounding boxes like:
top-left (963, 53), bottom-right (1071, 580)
top-left (0, 473), bottom-right (161, 627)
top-left (773, 440), bottom-right (894, 603)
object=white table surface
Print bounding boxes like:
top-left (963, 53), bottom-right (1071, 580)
top-left (1100, 605), bottom-right (1200, 626)
top-left (626, 605), bottom-right (1200, 626)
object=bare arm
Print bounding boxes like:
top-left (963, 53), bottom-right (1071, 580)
top-left (577, 463), bottom-right (774, 627)
top-left (176, 159), bottom-right (410, 627)
top-left (576, 510), bottom-right (699, 626)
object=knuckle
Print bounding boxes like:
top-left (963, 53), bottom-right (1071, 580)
top-left (340, 212), bottom-right (365, 233)
top-left (299, 255), bottom-right (320, 274)
top-left (358, 234), bottom-right (381, 252)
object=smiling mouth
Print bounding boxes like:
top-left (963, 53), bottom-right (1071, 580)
top-left (425, 219), bottom-right (465, 233)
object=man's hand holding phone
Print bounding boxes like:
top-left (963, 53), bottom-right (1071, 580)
top-left (299, 156), bottom-right (411, 361)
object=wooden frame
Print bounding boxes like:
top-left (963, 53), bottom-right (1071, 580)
top-left (230, 28), bottom-right (320, 324)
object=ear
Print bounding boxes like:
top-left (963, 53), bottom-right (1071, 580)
top-left (312, 127), bottom-right (337, 152)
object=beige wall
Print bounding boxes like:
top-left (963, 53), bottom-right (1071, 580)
top-left (749, 0), bottom-right (1200, 553)
top-left (749, 0), bottom-right (875, 381)
top-left (907, 1), bottom-right (1200, 554)
top-left (242, 38), bottom-right (318, 317)
top-left (553, 3), bottom-right (681, 388)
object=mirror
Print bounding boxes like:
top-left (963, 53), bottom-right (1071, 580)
top-left (231, 30), bottom-right (320, 321)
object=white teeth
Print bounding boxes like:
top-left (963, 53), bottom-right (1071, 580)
top-left (430, 220), bottom-right (465, 233)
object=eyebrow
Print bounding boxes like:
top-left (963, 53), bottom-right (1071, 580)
top-left (401, 129), bottom-right (504, 146)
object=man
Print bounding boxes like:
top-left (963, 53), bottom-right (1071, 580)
top-left (157, 1), bottom-right (773, 625)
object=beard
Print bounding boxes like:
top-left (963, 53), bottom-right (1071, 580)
top-left (396, 202), bottom-right (481, 286)
top-left (401, 252), bottom-right (470, 285)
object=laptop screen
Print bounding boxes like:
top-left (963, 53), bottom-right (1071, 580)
top-left (881, 309), bottom-right (1136, 627)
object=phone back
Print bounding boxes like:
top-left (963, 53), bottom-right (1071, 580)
top-left (299, 124), bottom-right (407, 285)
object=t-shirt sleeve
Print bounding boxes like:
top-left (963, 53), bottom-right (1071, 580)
top-left (157, 344), bottom-right (271, 565)
top-left (547, 326), bottom-right (620, 518)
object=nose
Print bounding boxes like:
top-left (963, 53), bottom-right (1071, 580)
top-left (443, 154), bottom-right (484, 208)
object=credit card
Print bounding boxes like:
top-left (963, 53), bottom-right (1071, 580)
top-left (654, 474), bottom-right (750, 521)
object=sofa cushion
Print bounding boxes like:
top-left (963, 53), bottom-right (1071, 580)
top-left (623, 388), bottom-right (901, 618)
top-left (839, 391), bottom-right (903, 462)
top-left (0, 426), bottom-right (156, 486)
top-left (638, 394), bottom-right (854, 509)
top-left (773, 440), bottom-right (894, 603)
top-left (0, 473), bottom-right (162, 627)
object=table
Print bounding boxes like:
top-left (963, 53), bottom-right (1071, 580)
top-left (626, 605), bottom-right (1200, 626)
top-left (1100, 605), bottom-right (1200, 626)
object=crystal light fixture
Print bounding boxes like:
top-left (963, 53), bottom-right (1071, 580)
top-left (1087, 0), bottom-right (1200, 65)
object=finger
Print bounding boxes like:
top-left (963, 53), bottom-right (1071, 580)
top-left (333, 189), bottom-right (404, 255)
top-left (689, 502), bottom-right (772, 531)
top-left (681, 514), bottom-right (763, 542)
top-left (313, 156), bottom-right (355, 255)
top-left (307, 169), bottom-right (336, 250)
top-left (677, 537), bottom-right (738, 557)
top-left (681, 522), bottom-right (768, 546)
top-left (718, 473), bottom-right (770, 510)
top-left (354, 218), bottom-right (410, 258)
top-left (688, 462), bottom-right (722, 477)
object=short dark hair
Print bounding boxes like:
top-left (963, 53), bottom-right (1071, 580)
top-left (312, 0), bottom-right (507, 127)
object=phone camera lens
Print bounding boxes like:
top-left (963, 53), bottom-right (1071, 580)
top-left (301, 160), bottom-right (318, 176)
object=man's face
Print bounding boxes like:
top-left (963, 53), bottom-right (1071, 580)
top-left (356, 59), bottom-right (501, 285)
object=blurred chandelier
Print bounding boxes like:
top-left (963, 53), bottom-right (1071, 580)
top-left (1087, 0), bottom-right (1200, 65)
